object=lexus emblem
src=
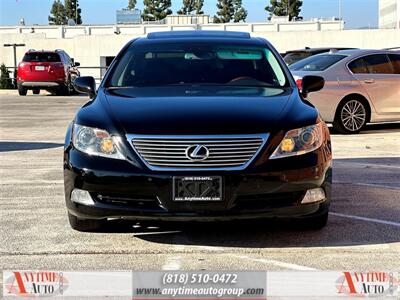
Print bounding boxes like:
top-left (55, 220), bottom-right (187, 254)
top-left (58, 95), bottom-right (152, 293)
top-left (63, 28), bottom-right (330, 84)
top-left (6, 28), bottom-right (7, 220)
top-left (185, 145), bottom-right (209, 161)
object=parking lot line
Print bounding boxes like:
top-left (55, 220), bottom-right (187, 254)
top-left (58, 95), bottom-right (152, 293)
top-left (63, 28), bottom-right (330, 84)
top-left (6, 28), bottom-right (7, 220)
top-left (227, 254), bottom-right (317, 271)
top-left (162, 255), bottom-right (182, 270)
top-left (0, 180), bottom-right (64, 184)
top-left (349, 182), bottom-right (400, 190)
top-left (0, 195), bottom-right (58, 199)
top-left (333, 181), bottom-right (400, 190)
top-left (161, 244), bottom-right (185, 270)
top-left (334, 162), bottom-right (400, 169)
top-left (330, 212), bottom-right (400, 227)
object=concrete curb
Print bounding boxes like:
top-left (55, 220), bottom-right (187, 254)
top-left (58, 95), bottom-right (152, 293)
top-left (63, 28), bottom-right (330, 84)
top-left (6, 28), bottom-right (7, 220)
top-left (0, 89), bottom-right (18, 96)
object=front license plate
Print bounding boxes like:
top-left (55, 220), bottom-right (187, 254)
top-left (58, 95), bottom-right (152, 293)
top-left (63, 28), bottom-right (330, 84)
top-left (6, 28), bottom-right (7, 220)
top-left (35, 66), bottom-right (45, 71)
top-left (173, 176), bottom-right (223, 201)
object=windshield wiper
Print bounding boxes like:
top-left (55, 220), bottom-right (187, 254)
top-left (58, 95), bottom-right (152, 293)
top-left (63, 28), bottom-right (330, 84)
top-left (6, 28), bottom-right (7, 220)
top-left (106, 86), bottom-right (135, 89)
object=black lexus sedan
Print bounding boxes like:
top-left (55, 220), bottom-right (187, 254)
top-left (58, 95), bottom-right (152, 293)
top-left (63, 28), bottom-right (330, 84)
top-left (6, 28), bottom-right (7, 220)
top-left (64, 31), bottom-right (332, 231)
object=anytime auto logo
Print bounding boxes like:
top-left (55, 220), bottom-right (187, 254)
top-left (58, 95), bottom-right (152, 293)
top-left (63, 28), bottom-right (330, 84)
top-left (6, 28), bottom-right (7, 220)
top-left (336, 272), bottom-right (398, 297)
top-left (4, 271), bottom-right (69, 297)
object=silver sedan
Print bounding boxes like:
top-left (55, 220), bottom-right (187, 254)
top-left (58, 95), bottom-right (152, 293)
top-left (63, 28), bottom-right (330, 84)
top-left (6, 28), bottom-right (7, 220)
top-left (290, 49), bottom-right (400, 134)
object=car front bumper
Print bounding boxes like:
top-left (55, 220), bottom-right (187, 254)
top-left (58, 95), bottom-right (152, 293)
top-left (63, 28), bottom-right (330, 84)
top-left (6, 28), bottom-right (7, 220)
top-left (64, 145), bottom-right (332, 221)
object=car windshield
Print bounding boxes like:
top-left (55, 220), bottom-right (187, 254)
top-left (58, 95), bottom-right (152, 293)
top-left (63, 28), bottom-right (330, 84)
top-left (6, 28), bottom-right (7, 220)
top-left (107, 43), bottom-right (288, 88)
top-left (289, 54), bottom-right (346, 71)
top-left (22, 52), bottom-right (61, 62)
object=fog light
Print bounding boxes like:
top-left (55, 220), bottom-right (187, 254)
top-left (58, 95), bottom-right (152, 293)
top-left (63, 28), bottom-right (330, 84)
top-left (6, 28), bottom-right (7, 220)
top-left (70, 189), bottom-right (94, 205)
top-left (301, 188), bottom-right (326, 204)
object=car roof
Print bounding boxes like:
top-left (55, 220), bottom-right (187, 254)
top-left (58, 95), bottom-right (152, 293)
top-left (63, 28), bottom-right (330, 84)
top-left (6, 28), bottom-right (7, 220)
top-left (134, 30), bottom-right (267, 47)
top-left (335, 49), bottom-right (399, 56)
top-left (298, 49), bottom-right (400, 61)
top-left (286, 47), bottom-right (355, 54)
top-left (147, 30), bottom-right (251, 40)
top-left (26, 49), bottom-right (64, 54)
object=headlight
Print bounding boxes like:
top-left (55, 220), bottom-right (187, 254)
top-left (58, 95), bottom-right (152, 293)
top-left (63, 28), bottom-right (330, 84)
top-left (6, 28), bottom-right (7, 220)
top-left (270, 122), bottom-right (324, 159)
top-left (72, 124), bottom-right (124, 160)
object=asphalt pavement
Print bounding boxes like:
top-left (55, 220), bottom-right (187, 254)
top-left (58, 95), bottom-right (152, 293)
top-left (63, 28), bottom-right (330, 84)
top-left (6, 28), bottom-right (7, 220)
top-left (0, 94), bottom-right (399, 286)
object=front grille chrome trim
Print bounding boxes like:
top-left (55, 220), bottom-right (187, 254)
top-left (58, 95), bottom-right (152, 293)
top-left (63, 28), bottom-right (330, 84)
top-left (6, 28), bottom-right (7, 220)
top-left (126, 134), bottom-right (269, 171)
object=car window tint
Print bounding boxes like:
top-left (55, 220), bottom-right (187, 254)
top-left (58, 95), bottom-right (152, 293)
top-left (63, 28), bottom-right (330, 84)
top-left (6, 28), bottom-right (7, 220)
top-left (64, 53), bottom-right (72, 64)
top-left (23, 52), bottom-right (61, 62)
top-left (266, 49), bottom-right (286, 86)
top-left (388, 54), bottom-right (400, 74)
top-left (108, 43), bottom-right (289, 88)
top-left (59, 53), bottom-right (65, 63)
top-left (289, 54), bottom-right (346, 71)
top-left (283, 52), bottom-right (311, 65)
top-left (348, 58), bottom-right (369, 74)
top-left (363, 54), bottom-right (393, 74)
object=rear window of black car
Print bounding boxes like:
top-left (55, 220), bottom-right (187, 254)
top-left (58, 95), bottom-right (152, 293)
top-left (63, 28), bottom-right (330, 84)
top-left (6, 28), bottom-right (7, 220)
top-left (289, 54), bottom-right (346, 71)
top-left (23, 52), bottom-right (61, 62)
top-left (283, 52), bottom-right (312, 65)
top-left (106, 42), bottom-right (289, 88)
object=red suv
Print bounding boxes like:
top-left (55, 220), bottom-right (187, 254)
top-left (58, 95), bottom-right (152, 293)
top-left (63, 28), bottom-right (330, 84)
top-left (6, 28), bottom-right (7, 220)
top-left (17, 49), bottom-right (80, 96)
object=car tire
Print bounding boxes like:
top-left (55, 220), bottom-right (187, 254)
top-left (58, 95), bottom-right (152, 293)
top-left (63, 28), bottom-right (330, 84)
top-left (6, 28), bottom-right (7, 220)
top-left (32, 89), bottom-right (40, 95)
top-left (18, 86), bottom-right (27, 96)
top-left (295, 211), bottom-right (329, 230)
top-left (333, 97), bottom-right (369, 134)
top-left (67, 76), bottom-right (76, 95)
top-left (67, 212), bottom-right (105, 232)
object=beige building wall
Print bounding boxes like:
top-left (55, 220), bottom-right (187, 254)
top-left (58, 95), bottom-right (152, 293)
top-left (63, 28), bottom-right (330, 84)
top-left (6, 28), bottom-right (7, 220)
top-left (379, 0), bottom-right (400, 29)
top-left (1, 26), bottom-right (399, 82)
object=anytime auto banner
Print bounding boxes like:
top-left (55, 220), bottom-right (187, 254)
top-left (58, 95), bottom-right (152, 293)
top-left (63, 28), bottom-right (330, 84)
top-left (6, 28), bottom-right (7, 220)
top-left (2, 271), bottom-right (132, 298)
top-left (2, 271), bottom-right (399, 299)
top-left (132, 271), bottom-right (266, 299)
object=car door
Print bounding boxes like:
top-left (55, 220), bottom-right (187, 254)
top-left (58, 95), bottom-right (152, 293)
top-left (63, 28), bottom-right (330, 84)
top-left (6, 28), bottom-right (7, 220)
top-left (349, 54), bottom-right (400, 115)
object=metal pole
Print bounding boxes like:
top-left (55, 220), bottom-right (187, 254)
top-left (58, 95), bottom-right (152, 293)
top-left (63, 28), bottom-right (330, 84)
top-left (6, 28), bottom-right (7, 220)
top-left (339, 0), bottom-right (342, 30)
top-left (13, 45), bottom-right (17, 81)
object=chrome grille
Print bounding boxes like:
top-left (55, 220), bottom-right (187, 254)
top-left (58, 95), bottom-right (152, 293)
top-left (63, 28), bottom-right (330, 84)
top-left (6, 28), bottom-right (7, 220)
top-left (127, 134), bottom-right (268, 170)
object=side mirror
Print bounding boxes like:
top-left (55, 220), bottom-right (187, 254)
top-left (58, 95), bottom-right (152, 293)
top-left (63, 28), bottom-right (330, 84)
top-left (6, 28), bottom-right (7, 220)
top-left (73, 76), bottom-right (96, 98)
top-left (74, 62), bottom-right (80, 67)
top-left (301, 75), bottom-right (325, 98)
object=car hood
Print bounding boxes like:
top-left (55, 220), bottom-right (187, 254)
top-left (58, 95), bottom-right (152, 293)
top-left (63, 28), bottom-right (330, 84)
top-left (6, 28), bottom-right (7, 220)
top-left (101, 86), bottom-right (295, 135)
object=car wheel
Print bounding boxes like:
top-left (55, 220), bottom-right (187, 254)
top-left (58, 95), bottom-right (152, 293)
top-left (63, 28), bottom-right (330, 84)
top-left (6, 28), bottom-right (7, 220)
top-left (67, 212), bottom-right (105, 232)
top-left (68, 77), bottom-right (76, 95)
top-left (18, 85), bottom-right (27, 96)
top-left (32, 89), bottom-right (40, 95)
top-left (294, 211), bottom-right (329, 230)
top-left (333, 98), bottom-right (368, 134)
